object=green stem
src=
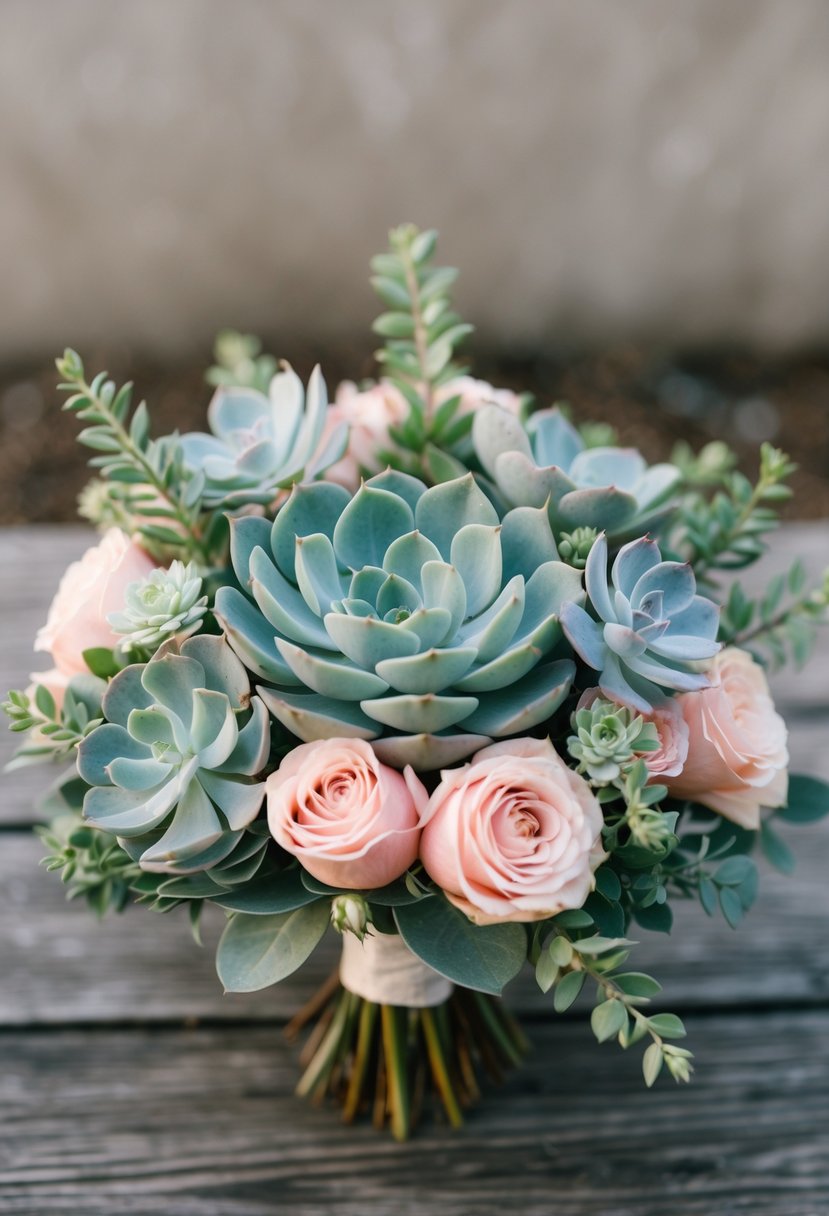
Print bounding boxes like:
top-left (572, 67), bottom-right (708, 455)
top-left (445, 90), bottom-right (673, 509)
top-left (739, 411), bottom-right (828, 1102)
top-left (399, 246), bottom-right (434, 422)
top-left (381, 1004), bottom-right (411, 1142)
top-left (77, 374), bottom-right (211, 564)
top-left (342, 998), bottom-right (378, 1124)
top-left (421, 1007), bottom-right (464, 1129)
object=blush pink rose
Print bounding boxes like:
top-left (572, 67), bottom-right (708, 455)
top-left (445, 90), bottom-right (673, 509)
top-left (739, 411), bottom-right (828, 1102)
top-left (35, 528), bottom-right (155, 679)
top-left (322, 381), bottom-right (410, 490)
top-left (436, 376), bottom-right (523, 418)
top-left (664, 647), bottom-right (788, 830)
top-left (266, 738), bottom-right (427, 889)
top-left (420, 738), bottom-right (605, 925)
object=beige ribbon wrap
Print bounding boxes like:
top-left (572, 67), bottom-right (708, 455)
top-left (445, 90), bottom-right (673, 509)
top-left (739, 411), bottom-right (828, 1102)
top-left (339, 930), bottom-right (453, 1007)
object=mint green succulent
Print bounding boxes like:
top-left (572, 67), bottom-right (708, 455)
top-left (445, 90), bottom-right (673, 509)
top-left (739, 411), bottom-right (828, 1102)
top-left (180, 363), bottom-right (347, 507)
top-left (567, 697), bottom-right (659, 784)
top-left (77, 635), bottom-right (269, 873)
top-left (474, 405), bottom-right (680, 542)
top-left (215, 471), bottom-right (582, 769)
top-left (108, 560), bottom-right (208, 655)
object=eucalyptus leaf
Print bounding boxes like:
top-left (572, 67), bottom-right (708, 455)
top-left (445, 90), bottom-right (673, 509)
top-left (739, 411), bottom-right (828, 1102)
top-left (216, 902), bottom-right (330, 992)
top-left (394, 897), bottom-right (526, 995)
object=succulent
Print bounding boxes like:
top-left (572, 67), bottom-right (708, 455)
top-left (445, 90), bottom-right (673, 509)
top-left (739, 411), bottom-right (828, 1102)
top-left (77, 635), bottom-right (269, 873)
top-left (108, 560), bottom-right (208, 655)
top-left (180, 364), bottom-right (348, 506)
top-left (215, 471), bottom-right (582, 770)
top-left (560, 533), bottom-right (720, 714)
top-left (567, 697), bottom-right (659, 784)
top-left (473, 405), bottom-right (680, 541)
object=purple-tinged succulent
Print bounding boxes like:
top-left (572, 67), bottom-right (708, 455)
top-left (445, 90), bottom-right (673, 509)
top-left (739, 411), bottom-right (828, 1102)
top-left (560, 533), bottom-right (720, 713)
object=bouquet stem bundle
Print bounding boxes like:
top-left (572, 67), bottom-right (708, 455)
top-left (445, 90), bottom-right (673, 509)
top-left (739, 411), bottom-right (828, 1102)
top-left (288, 972), bottom-right (528, 1139)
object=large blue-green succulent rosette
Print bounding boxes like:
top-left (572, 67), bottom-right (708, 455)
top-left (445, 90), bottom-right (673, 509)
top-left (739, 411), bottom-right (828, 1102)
top-left (560, 533), bottom-right (721, 713)
top-left (180, 363), bottom-right (347, 506)
top-left (77, 635), bottom-right (269, 873)
top-left (215, 471), bottom-right (583, 770)
top-left (473, 404), bottom-right (680, 542)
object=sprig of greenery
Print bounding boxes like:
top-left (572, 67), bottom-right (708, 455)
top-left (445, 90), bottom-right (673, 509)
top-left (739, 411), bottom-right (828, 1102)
top-left (534, 930), bottom-right (692, 1085)
top-left (38, 816), bottom-right (140, 916)
top-left (720, 560), bottom-right (829, 669)
top-left (673, 443), bottom-right (796, 580)
top-left (57, 349), bottom-right (213, 565)
top-left (2, 680), bottom-right (102, 769)
top-left (206, 330), bottom-right (277, 395)
top-left (371, 224), bottom-right (474, 475)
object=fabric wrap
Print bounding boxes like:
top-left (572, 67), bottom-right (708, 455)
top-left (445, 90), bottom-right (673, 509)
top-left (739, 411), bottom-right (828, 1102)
top-left (339, 930), bottom-right (453, 1007)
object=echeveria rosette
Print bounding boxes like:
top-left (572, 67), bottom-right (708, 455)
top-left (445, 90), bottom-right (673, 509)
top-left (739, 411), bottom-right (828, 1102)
top-left (108, 560), bottom-right (208, 655)
top-left (560, 533), bottom-right (721, 714)
top-left (473, 405), bottom-right (680, 542)
top-left (180, 363), bottom-right (348, 506)
top-left (215, 470), bottom-right (582, 770)
top-left (77, 635), bottom-right (269, 873)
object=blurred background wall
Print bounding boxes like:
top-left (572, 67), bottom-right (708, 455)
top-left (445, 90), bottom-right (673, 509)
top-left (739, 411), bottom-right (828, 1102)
top-left (3, 0), bottom-right (829, 360)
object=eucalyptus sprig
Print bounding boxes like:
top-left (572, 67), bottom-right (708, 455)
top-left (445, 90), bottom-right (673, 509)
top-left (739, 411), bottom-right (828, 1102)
top-left (2, 679), bottom-right (103, 769)
top-left (371, 224), bottom-right (474, 474)
top-left (720, 560), bottom-right (829, 669)
top-left (38, 816), bottom-right (141, 917)
top-left (673, 442), bottom-right (796, 580)
top-left (56, 349), bottom-right (214, 565)
top-left (536, 930), bottom-right (693, 1085)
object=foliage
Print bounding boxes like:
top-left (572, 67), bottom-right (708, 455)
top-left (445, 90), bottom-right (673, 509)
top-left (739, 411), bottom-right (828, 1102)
top-left (2, 676), bottom-right (105, 769)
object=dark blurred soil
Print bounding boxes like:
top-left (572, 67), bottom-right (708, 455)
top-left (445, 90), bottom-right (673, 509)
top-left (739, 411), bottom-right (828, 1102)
top-left (0, 340), bottom-right (827, 524)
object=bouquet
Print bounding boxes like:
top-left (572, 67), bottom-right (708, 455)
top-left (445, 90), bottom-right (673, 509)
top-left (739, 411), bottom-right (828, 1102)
top-left (6, 225), bottom-right (829, 1141)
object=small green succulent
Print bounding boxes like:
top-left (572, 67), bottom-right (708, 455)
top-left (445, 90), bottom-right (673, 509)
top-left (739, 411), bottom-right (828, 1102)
top-left (109, 560), bottom-right (208, 655)
top-left (77, 635), bottom-right (269, 873)
top-left (215, 471), bottom-right (582, 769)
top-left (474, 405), bottom-right (680, 542)
top-left (567, 697), bottom-right (659, 784)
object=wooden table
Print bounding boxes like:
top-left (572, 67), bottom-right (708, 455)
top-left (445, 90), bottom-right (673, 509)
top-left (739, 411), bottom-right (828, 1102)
top-left (1, 525), bottom-right (828, 1216)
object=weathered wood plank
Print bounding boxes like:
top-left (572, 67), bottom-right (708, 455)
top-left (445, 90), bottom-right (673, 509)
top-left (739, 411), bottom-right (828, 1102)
top-left (0, 1012), bottom-right (827, 1215)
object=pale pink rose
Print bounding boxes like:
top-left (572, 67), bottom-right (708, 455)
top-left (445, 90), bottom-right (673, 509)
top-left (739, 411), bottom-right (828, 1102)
top-left (323, 382), bottom-right (410, 490)
top-left (577, 688), bottom-right (689, 781)
top-left (420, 738), bottom-right (605, 925)
top-left (436, 376), bottom-right (523, 418)
top-left (35, 528), bottom-right (155, 678)
top-left (665, 647), bottom-right (789, 830)
top-left (266, 738), bottom-right (427, 889)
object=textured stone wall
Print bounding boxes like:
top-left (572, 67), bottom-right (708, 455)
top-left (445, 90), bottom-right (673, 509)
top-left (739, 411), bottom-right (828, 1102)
top-left (2, 0), bottom-right (829, 357)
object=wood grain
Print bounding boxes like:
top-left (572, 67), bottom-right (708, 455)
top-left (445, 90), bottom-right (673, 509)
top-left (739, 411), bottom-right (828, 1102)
top-left (0, 1013), bottom-right (827, 1216)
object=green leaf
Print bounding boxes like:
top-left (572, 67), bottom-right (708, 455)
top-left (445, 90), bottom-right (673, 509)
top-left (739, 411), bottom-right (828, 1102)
top-left (394, 897), bottom-right (526, 995)
top-left (553, 970), bottom-right (585, 1012)
top-left (213, 868), bottom-right (324, 915)
top-left (714, 855), bottom-right (755, 887)
top-left (591, 998), bottom-right (627, 1043)
top-left (548, 936), bottom-right (574, 967)
top-left (572, 935), bottom-right (635, 956)
top-left (698, 876), bottom-right (718, 917)
top-left (614, 972), bottom-right (662, 998)
top-left (647, 1013), bottom-right (686, 1040)
top-left (633, 901), bottom-right (673, 934)
top-left (535, 951), bottom-right (559, 994)
top-left (776, 774), bottom-right (829, 824)
top-left (82, 648), bottom-right (120, 679)
top-left (594, 867), bottom-right (622, 901)
top-left (760, 821), bottom-right (796, 874)
top-left (372, 312), bottom-right (416, 339)
top-left (216, 902), bottom-right (330, 992)
top-left (718, 885), bottom-right (744, 929)
top-left (643, 1041), bottom-right (663, 1087)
